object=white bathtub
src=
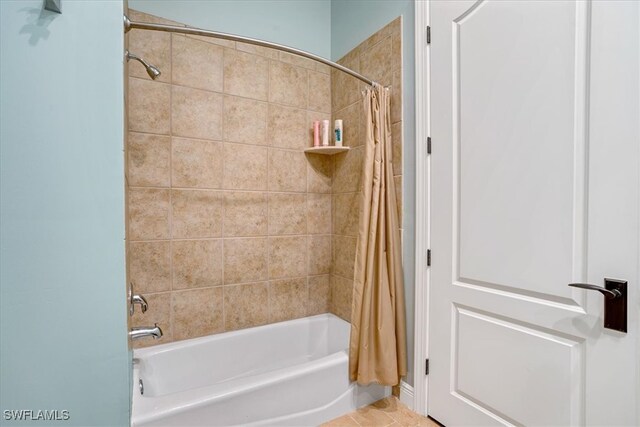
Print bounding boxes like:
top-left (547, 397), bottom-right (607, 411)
top-left (131, 314), bottom-right (388, 426)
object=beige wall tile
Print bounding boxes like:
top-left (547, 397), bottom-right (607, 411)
top-left (330, 275), bottom-right (353, 322)
top-left (224, 282), bottom-right (269, 331)
top-left (332, 235), bottom-right (357, 279)
top-left (308, 71), bottom-right (331, 113)
top-left (336, 47), bottom-right (361, 68)
top-left (388, 16), bottom-right (402, 39)
top-left (128, 24), bottom-right (171, 83)
top-left (315, 62), bottom-right (331, 74)
top-left (308, 235), bottom-right (331, 275)
top-left (129, 188), bottom-right (170, 240)
top-left (224, 49), bottom-right (269, 101)
top-left (391, 68), bottom-right (402, 124)
top-left (224, 237), bottom-right (268, 284)
top-left (307, 155), bottom-right (333, 194)
top-left (269, 236), bottom-right (307, 279)
top-left (171, 190), bottom-right (223, 238)
top-left (307, 193), bottom-right (332, 234)
top-left (391, 121), bottom-right (402, 176)
top-left (269, 278), bottom-right (307, 322)
top-left (268, 193), bottom-right (306, 235)
top-left (223, 143), bottom-right (268, 190)
top-left (186, 34), bottom-right (235, 49)
top-left (129, 241), bottom-right (171, 294)
top-left (128, 132), bottom-right (171, 187)
top-left (278, 51), bottom-right (316, 70)
top-left (236, 42), bottom-right (279, 59)
top-left (224, 96), bottom-right (268, 145)
top-left (129, 78), bottom-right (170, 134)
top-left (390, 17), bottom-right (402, 69)
top-left (172, 34), bottom-right (223, 92)
top-left (172, 239), bottom-right (223, 289)
top-left (360, 37), bottom-right (393, 87)
top-left (334, 102), bottom-right (363, 148)
top-left (269, 61), bottom-right (308, 108)
top-left (223, 191), bottom-right (268, 237)
top-left (391, 33), bottom-right (402, 72)
top-left (333, 147), bottom-right (363, 193)
top-left (131, 292), bottom-right (172, 348)
top-left (268, 149), bottom-right (306, 192)
top-left (268, 104), bottom-right (308, 150)
top-left (172, 137), bottom-right (223, 188)
top-left (332, 53), bottom-right (362, 112)
top-left (172, 287), bottom-right (224, 340)
top-left (333, 193), bottom-right (359, 236)
top-left (172, 85), bottom-right (223, 140)
top-left (308, 275), bottom-right (330, 315)
top-left (394, 175), bottom-right (402, 226)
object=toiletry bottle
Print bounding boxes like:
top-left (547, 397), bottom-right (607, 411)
top-left (322, 120), bottom-right (330, 146)
top-left (313, 121), bottom-right (320, 147)
top-left (334, 120), bottom-right (343, 147)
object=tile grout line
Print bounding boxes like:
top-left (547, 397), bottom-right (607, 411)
top-left (220, 47), bottom-right (227, 333)
top-left (303, 58), bottom-right (310, 318)
top-left (265, 54), bottom-right (271, 323)
top-left (167, 31), bottom-right (175, 343)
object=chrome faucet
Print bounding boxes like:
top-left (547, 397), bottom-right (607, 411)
top-left (129, 324), bottom-right (163, 340)
top-left (128, 283), bottom-right (149, 316)
top-left (131, 294), bottom-right (148, 313)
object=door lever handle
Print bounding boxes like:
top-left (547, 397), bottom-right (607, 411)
top-left (568, 283), bottom-right (621, 299)
top-left (568, 279), bottom-right (627, 333)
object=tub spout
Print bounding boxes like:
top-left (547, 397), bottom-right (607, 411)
top-left (129, 324), bottom-right (163, 341)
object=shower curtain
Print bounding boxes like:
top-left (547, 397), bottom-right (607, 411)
top-left (349, 84), bottom-right (407, 386)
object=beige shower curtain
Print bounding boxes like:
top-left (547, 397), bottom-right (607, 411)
top-left (349, 84), bottom-right (407, 386)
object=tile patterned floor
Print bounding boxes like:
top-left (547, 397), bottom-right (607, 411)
top-left (321, 396), bottom-right (441, 427)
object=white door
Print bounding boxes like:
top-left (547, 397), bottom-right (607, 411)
top-left (428, 1), bottom-right (639, 426)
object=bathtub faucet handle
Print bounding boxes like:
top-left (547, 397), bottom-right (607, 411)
top-left (131, 294), bottom-right (148, 314)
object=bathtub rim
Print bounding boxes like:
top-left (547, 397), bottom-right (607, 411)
top-left (133, 312), bottom-right (346, 360)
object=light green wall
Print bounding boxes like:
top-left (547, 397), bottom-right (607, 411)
top-left (129, 0), bottom-right (332, 58)
top-left (331, 0), bottom-right (416, 387)
top-left (0, 1), bottom-right (130, 425)
top-left (0, 3), bottom-right (416, 424)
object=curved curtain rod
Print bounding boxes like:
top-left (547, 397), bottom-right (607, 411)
top-left (123, 15), bottom-right (375, 87)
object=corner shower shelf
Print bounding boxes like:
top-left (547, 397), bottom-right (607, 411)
top-left (304, 146), bottom-right (350, 155)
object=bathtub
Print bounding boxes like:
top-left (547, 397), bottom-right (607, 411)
top-left (131, 314), bottom-right (388, 426)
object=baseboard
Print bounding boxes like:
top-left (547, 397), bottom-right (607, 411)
top-left (399, 380), bottom-right (414, 410)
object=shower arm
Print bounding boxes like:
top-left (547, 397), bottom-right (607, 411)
top-left (123, 15), bottom-right (376, 87)
top-left (125, 51), bottom-right (151, 69)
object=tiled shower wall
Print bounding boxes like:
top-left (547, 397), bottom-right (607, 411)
top-left (329, 18), bottom-right (403, 321)
top-left (126, 10), bottom-right (334, 347)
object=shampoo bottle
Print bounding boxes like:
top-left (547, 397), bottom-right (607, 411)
top-left (334, 120), bottom-right (343, 147)
top-left (321, 120), bottom-right (330, 146)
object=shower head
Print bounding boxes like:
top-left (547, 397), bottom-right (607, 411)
top-left (125, 50), bottom-right (161, 80)
top-left (144, 64), bottom-right (162, 80)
